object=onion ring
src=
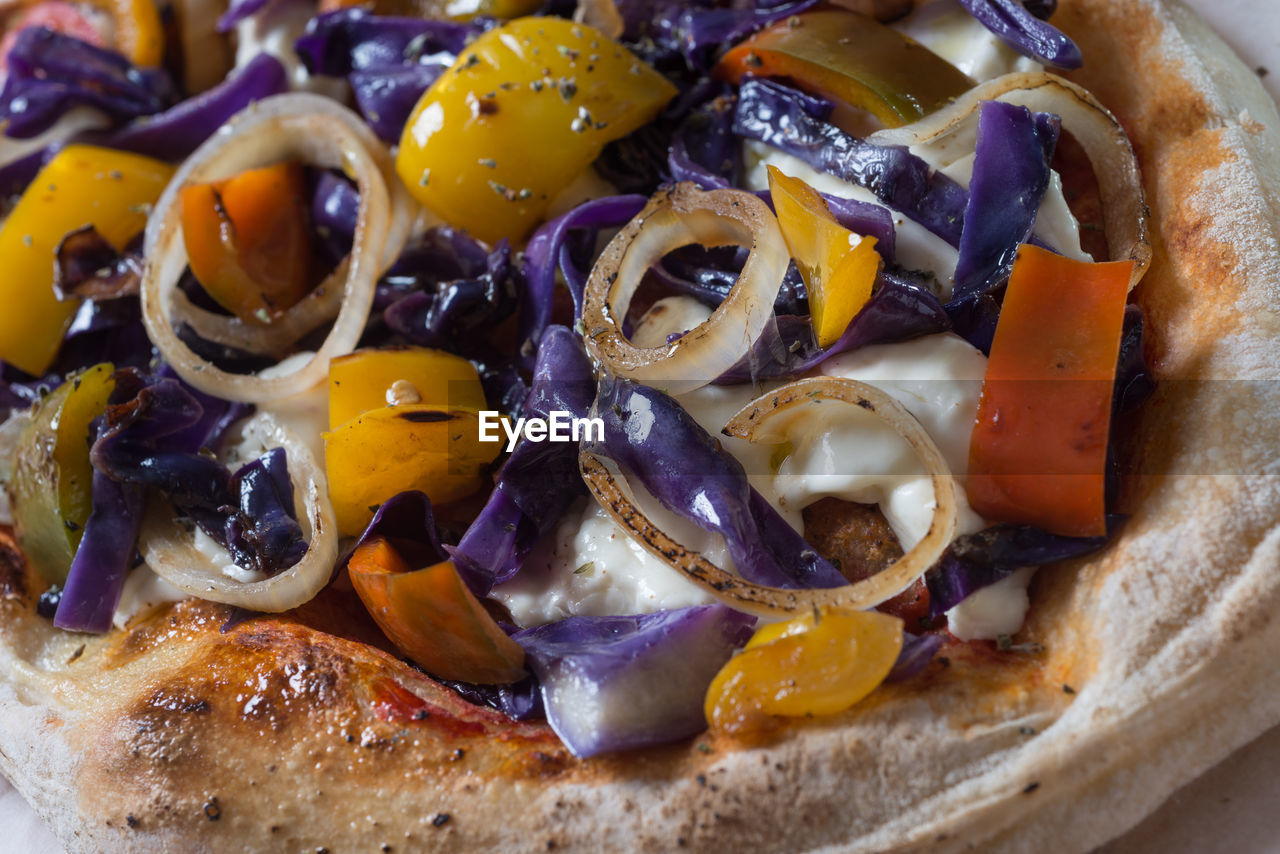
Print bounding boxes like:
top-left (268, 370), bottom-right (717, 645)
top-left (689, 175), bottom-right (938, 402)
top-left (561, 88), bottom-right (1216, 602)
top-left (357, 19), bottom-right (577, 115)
top-left (868, 71), bottom-right (1151, 289)
top-left (171, 257), bottom-right (350, 358)
top-left (141, 93), bottom-right (414, 402)
top-left (580, 182), bottom-right (789, 394)
top-left (138, 412), bottom-right (338, 612)
top-left (579, 377), bottom-right (958, 617)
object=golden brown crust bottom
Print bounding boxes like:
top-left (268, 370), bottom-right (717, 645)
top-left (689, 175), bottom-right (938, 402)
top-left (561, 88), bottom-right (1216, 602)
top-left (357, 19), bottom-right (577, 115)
top-left (3, 0), bottom-right (1280, 850)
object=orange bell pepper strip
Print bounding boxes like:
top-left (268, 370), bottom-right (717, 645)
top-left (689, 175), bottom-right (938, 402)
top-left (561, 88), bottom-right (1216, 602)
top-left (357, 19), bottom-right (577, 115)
top-left (93, 0), bottom-right (164, 66)
top-left (767, 165), bottom-right (881, 347)
top-left (180, 161), bottom-right (313, 326)
top-left (0, 145), bottom-right (173, 376)
top-left (967, 245), bottom-right (1133, 538)
top-left (715, 10), bottom-right (971, 133)
top-left (348, 537), bottom-right (526, 684)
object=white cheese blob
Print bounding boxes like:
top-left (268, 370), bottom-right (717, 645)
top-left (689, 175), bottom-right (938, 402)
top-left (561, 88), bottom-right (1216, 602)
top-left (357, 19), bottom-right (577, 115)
top-left (112, 566), bottom-right (188, 629)
top-left (494, 498), bottom-right (723, 627)
top-left (234, 0), bottom-right (347, 97)
top-left (784, 332), bottom-right (990, 551)
top-left (892, 0), bottom-right (1043, 81)
top-left (946, 567), bottom-right (1037, 641)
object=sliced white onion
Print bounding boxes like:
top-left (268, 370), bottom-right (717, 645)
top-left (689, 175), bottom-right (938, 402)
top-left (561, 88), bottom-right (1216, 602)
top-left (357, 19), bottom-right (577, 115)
top-left (171, 257), bottom-right (350, 358)
top-left (868, 71), bottom-right (1151, 290)
top-left (580, 182), bottom-right (789, 395)
top-left (139, 411), bottom-right (338, 612)
top-left (579, 377), bottom-right (958, 618)
top-left (573, 0), bottom-right (624, 38)
top-left (141, 93), bottom-right (415, 403)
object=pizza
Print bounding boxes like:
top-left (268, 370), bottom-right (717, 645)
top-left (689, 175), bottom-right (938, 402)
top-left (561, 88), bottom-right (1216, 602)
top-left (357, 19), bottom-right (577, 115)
top-left (0, 0), bottom-right (1278, 850)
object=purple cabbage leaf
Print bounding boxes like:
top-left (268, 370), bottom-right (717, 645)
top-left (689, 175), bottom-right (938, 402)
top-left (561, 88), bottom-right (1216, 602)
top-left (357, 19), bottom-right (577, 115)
top-left (1, 27), bottom-right (174, 139)
top-left (957, 0), bottom-right (1081, 69)
top-left (514, 605), bottom-right (755, 757)
top-left (591, 377), bottom-right (847, 589)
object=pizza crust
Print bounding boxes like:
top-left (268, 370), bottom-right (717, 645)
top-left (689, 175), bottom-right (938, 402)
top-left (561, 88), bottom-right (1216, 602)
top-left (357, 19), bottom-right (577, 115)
top-left (2, 0), bottom-right (1279, 850)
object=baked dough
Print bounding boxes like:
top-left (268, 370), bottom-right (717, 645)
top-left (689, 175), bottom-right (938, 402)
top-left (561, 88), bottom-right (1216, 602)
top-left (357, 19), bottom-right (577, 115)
top-left (2, 0), bottom-right (1278, 850)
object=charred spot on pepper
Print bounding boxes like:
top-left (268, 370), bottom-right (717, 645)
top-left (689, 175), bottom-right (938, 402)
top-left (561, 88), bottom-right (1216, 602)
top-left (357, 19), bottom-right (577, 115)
top-left (396, 410), bottom-right (456, 423)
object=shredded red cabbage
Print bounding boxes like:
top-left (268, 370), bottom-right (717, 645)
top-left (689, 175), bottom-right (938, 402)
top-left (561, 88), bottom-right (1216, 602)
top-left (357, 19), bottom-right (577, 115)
top-left (958, 0), bottom-right (1082, 69)
top-left (103, 54), bottom-right (289, 160)
top-left (514, 605), bottom-right (756, 757)
top-left (295, 9), bottom-right (477, 141)
top-left (452, 326), bottom-right (595, 594)
top-left (53, 455), bottom-right (144, 633)
top-left (946, 101), bottom-right (1060, 350)
top-left (518, 195), bottom-right (648, 368)
top-left (0, 28), bottom-right (173, 140)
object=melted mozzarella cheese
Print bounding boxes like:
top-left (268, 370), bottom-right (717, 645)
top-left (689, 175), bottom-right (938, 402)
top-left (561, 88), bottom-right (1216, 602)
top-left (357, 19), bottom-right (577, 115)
top-left (946, 567), bottom-right (1036, 641)
top-left (892, 0), bottom-right (1043, 81)
top-left (494, 498), bottom-right (723, 627)
top-left (112, 566), bottom-right (188, 629)
top-left (234, 0), bottom-right (346, 97)
top-left (784, 333), bottom-right (990, 550)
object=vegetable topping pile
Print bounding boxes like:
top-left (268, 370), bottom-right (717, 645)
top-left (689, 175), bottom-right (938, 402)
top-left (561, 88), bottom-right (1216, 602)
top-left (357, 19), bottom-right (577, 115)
top-left (0, 0), bottom-right (1153, 757)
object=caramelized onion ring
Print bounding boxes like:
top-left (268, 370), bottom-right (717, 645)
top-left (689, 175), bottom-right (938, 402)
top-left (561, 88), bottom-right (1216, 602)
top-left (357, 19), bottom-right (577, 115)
top-left (139, 412), bottom-right (337, 612)
top-left (580, 182), bottom-right (789, 394)
top-left (141, 93), bottom-right (414, 402)
top-left (579, 377), bottom-right (958, 617)
top-left (869, 71), bottom-right (1151, 289)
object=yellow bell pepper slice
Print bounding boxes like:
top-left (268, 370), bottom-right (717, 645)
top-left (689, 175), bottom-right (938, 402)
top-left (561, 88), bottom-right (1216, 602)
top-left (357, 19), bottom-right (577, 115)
top-left (705, 607), bottom-right (903, 735)
top-left (396, 16), bottom-right (676, 244)
top-left (767, 165), bottom-right (882, 348)
top-left (324, 406), bottom-right (500, 536)
top-left (10, 364), bottom-right (115, 583)
top-left (328, 347), bottom-right (488, 429)
top-left (0, 146), bottom-right (174, 376)
top-left (92, 0), bottom-right (165, 66)
top-left (348, 538), bottom-right (526, 684)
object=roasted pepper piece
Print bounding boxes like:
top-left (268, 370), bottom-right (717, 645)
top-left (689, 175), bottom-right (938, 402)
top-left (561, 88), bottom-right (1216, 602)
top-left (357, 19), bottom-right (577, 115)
top-left (396, 16), bottom-right (676, 244)
top-left (10, 364), bottom-right (115, 584)
top-left (0, 146), bottom-right (173, 376)
top-left (324, 407), bottom-right (500, 536)
top-left (716, 10), bottom-right (971, 133)
top-left (705, 607), bottom-right (902, 735)
top-left (93, 0), bottom-right (164, 66)
top-left (348, 537), bottom-right (526, 683)
top-left (180, 161), bottom-right (313, 326)
top-left (768, 166), bottom-right (881, 348)
top-left (328, 347), bottom-right (487, 429)
top-left (967, 245), bottom-right (1132, 538)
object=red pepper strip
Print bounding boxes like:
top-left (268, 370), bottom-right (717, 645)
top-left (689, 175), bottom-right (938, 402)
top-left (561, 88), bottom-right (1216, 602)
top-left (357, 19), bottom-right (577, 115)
top-left (180, 161), bottom-right (312, 326)
top-left (348, 537), bottom-right (526, 685)
top-left (967, 245), bottom-right (1133, 538)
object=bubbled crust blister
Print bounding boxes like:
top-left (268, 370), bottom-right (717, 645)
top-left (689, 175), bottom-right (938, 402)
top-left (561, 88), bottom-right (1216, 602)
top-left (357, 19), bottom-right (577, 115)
top-left (2, 0), bottom-right (1280, 850)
